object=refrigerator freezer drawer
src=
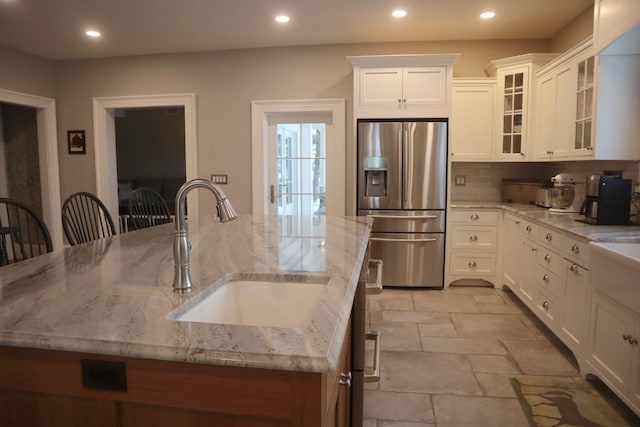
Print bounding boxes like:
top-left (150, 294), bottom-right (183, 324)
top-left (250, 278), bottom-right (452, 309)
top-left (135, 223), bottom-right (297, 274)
top-left (360, 210), bottom-right (445, 233)
top-left (369, 232), bottom-right (444, 288)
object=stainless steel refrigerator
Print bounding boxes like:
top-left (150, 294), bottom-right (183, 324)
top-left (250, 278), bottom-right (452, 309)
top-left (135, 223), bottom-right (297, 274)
top-left (357, 119), bottom-right (447, 288)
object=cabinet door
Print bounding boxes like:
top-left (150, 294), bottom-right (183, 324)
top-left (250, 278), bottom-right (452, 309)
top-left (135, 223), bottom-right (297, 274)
top-left (572, 56), bottom-right (595, 157)
top-left (560, 261), bottom-right (589, 354)
top-left (631, 316), bottom-right (640, 412)
top-left (519, 238), bottom-right (537, 307)
top-left (501, 214), bottom-right (521, 289)
top-left (402, 67), bottom-right (446, 106)
top-left (535, 73), bottom-right (556, 159)
top-left (451, 81), bottom-right (496, 161)
top-left (359, 68), bottom-right (403, 107)
top-left (553, 64), bottom-right (575, 158)
top-left (496, 67), bottom-right (529, 160)
top-left (587, 291), bottom-right (635, 395)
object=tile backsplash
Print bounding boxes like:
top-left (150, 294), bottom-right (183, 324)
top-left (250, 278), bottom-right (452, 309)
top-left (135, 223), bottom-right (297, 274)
top-left (450, 160), bottom-right (640, 202)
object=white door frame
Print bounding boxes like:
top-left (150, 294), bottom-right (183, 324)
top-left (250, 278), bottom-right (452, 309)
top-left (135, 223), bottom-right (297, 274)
top-left (0, 87), bottom-right (63, 250)
top-left (251, 99), bottom-right (345, 216)
top-left (93, 93), bottom-right (198, 225)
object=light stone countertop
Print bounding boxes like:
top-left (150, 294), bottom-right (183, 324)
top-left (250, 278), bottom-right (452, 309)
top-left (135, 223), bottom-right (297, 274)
top-left (450, 201), bottom-right (640, 242)
top-left (0, 215), bottom-right (371, 373)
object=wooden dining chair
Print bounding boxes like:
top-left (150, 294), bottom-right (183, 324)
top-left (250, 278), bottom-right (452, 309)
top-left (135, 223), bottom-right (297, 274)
top-left (61, 192), bottom-right (116, 246)
top-left (127, 187), bottom-right (173, 230)
top-left (0, 197), bottom-right (53, 266)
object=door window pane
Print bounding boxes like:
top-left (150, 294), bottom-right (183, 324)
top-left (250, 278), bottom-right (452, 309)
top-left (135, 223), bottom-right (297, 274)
top-left (276, 123), bottom-right (326, 216)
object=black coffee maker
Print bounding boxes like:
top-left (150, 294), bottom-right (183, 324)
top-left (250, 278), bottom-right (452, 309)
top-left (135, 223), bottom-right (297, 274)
top-left (583, 172), bottom-right (632, 225)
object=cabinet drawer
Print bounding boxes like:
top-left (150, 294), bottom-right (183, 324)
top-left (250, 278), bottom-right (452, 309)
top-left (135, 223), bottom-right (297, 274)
top-left (450, 226), bottom-right (498, 250)
top-left (563, 236), bottom-right (590, 268)
top-left (519, 219), bottom-right (538, 238)
top-left (536, 267), bottom-right (565, 298)
top-left (537, 225), bottom-right (564, 251)
top-left (449, 252), bottom-right (496, 276)
top-left (450, 210), bottom-right (499, 225)
top-left (536, 288), bottom-right (560, 330)
top-left (537, 247), bottom-right (564, 277)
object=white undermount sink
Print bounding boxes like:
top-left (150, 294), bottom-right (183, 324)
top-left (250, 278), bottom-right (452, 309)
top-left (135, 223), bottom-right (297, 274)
top-left (168, 273), bottom-right (329, 328)
top-left (590, 242), bottom-right (640, 314)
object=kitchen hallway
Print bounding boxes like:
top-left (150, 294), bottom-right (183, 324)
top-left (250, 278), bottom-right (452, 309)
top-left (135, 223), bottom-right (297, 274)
top-left (363, 285), bottom-right (640, 426)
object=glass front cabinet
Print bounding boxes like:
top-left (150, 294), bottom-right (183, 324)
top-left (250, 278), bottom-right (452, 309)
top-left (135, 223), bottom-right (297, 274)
top-left (486, 54), bottom-right (559, 161)
top-left (573, 56), bottom-right (595, 157)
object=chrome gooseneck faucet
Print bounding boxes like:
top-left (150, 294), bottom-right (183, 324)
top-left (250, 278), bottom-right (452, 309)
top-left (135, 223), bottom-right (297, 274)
top-left (173, 179), bottom-right (238, 293)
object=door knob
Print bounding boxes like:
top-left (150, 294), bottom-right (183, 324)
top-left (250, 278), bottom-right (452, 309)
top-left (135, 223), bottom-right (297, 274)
top-left (339, 372), bottom-right (352, 387)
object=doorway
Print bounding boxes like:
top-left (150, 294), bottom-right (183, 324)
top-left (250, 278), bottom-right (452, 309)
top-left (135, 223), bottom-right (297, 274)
top-left (0, 88), bottom-right (62, 249)
top-left (251, 99), bottom-right (345, 216)
top-left (93, 94), bottom-right (198, 227)
top-left (114, 106), bottom-right (186, 230)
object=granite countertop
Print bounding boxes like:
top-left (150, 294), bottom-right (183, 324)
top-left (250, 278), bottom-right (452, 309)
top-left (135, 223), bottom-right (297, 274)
top-left (0, 215), bottom-right (371, 373)
top-left (450, 201), bottom-right (640, 242)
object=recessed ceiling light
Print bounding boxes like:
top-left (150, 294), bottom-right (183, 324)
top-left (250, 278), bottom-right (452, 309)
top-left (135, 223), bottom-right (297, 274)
top-left (480, 11), bottom-right (496, 19)
top-left (392, 9), bottom-right (407, 18)
top-left (85, 30), bottom-right (101, 38)
top-left (275, 15), bottom-right (290, 23)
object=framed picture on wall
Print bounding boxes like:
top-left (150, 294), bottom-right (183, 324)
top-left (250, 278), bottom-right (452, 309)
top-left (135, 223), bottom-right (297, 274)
top-left (67, 130), bottom-right (86, 154)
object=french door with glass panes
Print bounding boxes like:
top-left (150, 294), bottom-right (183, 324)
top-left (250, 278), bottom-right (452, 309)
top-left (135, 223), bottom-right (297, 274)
top-left (268, 120), bottom-right (327, 217)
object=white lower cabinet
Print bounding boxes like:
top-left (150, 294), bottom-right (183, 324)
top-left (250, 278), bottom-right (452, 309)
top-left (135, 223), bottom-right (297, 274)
top-left (501, 213), bottom-right (521, 289)
top-left (495, 209), bottom-right (640, 416)
top-left (519, 238), bottom-right (538, 308)
top-left (586, 290), bottom-right (640, 414)
top-left (447, 209), bottom-right (499, 286)
top-left (559, 260), bottom-right (589, 355)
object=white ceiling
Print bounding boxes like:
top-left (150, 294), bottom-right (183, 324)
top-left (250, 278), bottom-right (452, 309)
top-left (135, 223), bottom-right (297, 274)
top-left (0, 0), bottom-right (594, 60)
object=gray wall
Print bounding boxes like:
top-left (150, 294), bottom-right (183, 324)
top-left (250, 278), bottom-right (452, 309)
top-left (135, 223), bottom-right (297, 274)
top-left (0, 45), bottom-right (55, 98)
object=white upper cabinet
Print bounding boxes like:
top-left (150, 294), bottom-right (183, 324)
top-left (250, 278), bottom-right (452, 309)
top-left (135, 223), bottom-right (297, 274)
top-left (534, 39), bottom-right (592, 161)
top-left (450, 78), bottom-right (496, 161)
top-left (348, 54), bottom-right (459, 119)
top-left (486, 54), bottom-right (559, 161)
top-left (594, 0), bottom-right (640, 55)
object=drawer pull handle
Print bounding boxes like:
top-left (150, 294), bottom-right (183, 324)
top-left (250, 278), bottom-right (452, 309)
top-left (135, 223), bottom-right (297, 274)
top-left (623, 334), bottom-right (632, 342)
top-left (630, 337), bottom-right (639, 345)
top-left (515, 220), bottom-right (520, 224)
top-left (468, 261), bottom-right (477, 268)
top-left (526, 225), bottom-right (532, 232)
top-left (571, 244), bottom-right (579, 254)
top-left (339, 372), bottom-right (352, 387)
top-left (364, 332), bottom-right (381, 383)
top-left (366, 259), bottom-right (383, 295)
top-left (570, 264), bottom-right (579, 273)
top-left (543, 274), bottom-right (549, 283)
top-left (470, 214), bottom-right (479, 221)
top-left (544, 254), bottom-right (551, 262)
top-left (546, 233), bottom-right (552, 241)
top-left (542, 301), bottom-right (549, 310)
top-left (469, 235), bottom-right (478, 242)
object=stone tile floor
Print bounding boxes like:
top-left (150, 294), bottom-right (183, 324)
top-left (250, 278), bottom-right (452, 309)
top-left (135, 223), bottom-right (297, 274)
top-left (362, 284), bottom-right (636, 427)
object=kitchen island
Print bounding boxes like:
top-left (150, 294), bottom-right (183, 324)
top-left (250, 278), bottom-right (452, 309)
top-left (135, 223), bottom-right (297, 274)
top-left (0, 215), bottom-right (371, 426)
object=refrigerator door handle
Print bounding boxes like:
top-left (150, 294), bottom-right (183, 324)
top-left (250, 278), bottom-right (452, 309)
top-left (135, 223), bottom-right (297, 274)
top-left (367, 214), bottom-right (438, 220)
top-left (402, 123), bottom-right (409, 206)
top-left (369, 236), bottom-right (438, 243)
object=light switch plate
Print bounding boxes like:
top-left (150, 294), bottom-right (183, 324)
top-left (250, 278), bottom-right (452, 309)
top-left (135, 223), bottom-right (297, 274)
top-left (210, 174), bottom-right (228, 184)
top-left (455, 175), bottom-right (466, 186)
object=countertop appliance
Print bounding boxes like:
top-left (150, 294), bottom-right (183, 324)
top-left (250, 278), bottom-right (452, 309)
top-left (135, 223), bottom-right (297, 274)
top-left (535, 188), bottom-right (554, 208)
top-left (357, 119), bottom-right (447, 288)
top-left (583, 174), bottom-right (632, 225)
top-left (549, 173), bottom-right (586, 213)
